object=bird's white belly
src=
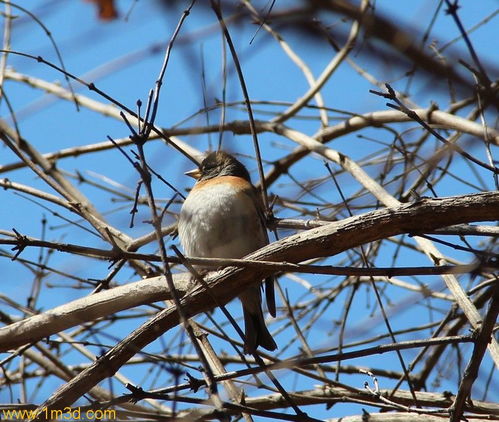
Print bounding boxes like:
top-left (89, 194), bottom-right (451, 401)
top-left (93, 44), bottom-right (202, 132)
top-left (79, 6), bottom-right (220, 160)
top-left (178, 183), bottom-right (265, 261)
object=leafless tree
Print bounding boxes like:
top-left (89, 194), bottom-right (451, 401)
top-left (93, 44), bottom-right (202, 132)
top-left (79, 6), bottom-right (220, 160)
top-left (0, 1), bottom-right (498, 421)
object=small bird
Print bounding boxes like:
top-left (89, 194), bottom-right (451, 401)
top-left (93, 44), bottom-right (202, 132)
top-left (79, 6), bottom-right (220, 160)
top-left (178, 151), bottom-right (277, 354)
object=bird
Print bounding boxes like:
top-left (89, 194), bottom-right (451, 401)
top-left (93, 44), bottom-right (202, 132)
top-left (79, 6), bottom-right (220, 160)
top-left (178, 150), bottom-right (277, 354)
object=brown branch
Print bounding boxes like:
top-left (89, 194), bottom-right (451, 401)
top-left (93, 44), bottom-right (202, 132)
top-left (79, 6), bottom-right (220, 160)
top-left (1, 191), bottom-right (497, 353)
top-left (1, 109), bottom-right (497, 175)
top-left (6, 191), bottom-right (493, 415)
top-left (450, 282), bottom-right (499, 421)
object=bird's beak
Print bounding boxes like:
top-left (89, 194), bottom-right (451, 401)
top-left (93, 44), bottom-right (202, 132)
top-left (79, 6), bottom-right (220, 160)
top-left (185, 168), bottom-right (201, 179)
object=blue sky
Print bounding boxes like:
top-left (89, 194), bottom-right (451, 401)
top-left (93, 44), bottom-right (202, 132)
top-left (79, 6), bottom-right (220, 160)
top-left (1, 0), bottom-right (498, 418)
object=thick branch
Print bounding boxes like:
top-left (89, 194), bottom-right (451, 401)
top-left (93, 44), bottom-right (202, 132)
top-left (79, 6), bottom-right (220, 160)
top-left (2, 191), bottom-right (497, 353)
